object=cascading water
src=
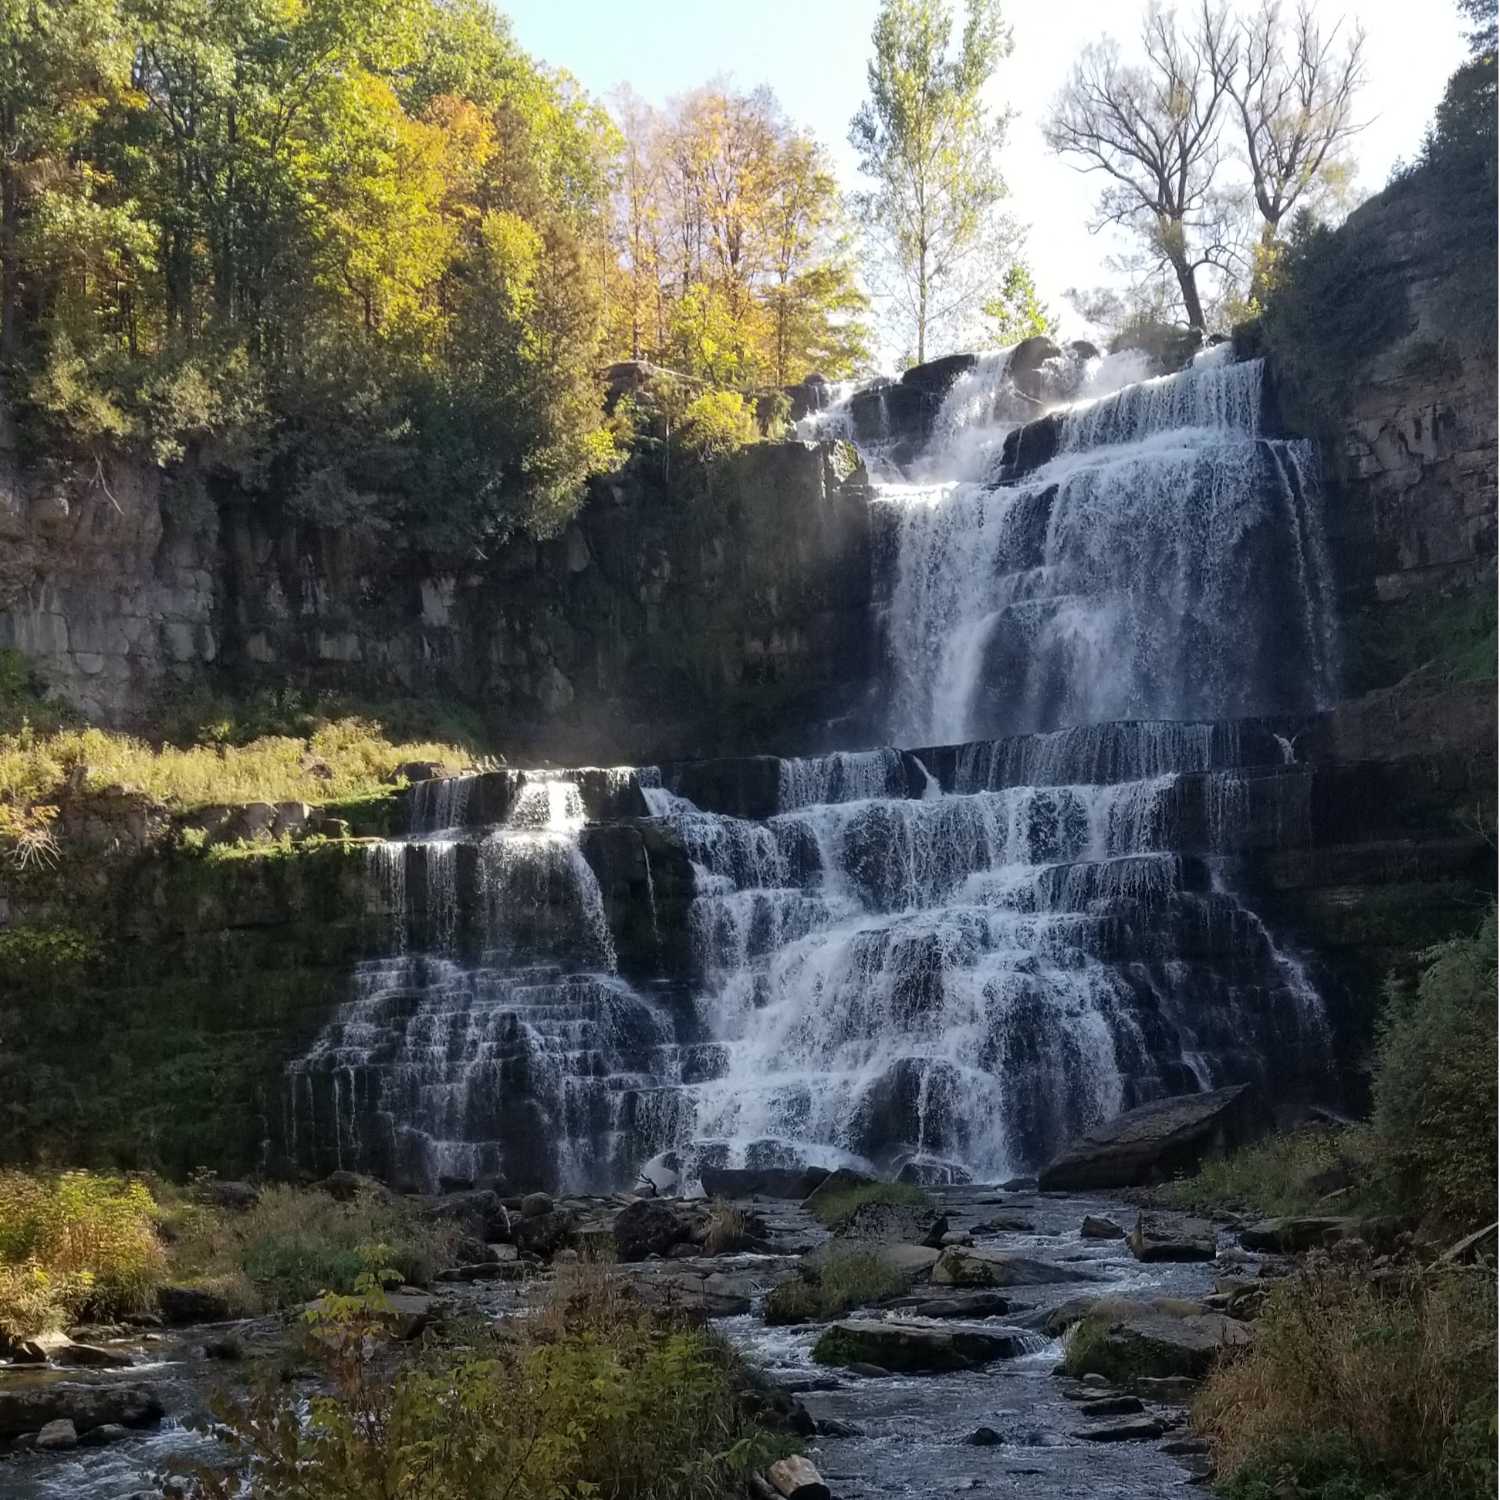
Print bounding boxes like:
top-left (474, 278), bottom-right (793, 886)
top-left (282, 769), bottom-right (677, 1192)
top-left (282, 341), bottom-right (1339, 1192)
top-left (876, 351), bottom-right (1340, 747)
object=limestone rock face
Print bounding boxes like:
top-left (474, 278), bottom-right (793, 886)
top-left (1039, 1085), bottom-right (1260, 1191)
top-left (0, 439), bottom-right (874, 763)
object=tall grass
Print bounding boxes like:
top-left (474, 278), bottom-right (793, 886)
top-left (0, 1170), bottom-right (165, 1335)
top-left (166, 1184), bottom-right (460, 1311)
top-left (1197, 1263), bottom-right (1497, 1500)
top-left (763, 1251), bottom-right (912, 1325)
top-left (1157, 1125), bottom-right (1378, 1219)
top-left (0, 718), bottom-right (470, 813)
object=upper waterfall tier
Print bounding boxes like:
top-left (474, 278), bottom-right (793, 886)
top-left (869, 350), bottom-right (1340, 747)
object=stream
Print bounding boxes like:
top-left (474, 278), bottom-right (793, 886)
top-left (0, 1183), bottom-right (1244, 1498)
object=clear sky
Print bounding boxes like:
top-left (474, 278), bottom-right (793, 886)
top-left (502, 0), bottom-right (1470, 338)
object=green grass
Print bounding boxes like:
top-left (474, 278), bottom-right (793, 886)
top-left (1156, 1126), bottom-right (1379, 1220)
top-left (763, 1252), bottom-right (912, 1325)
top-left (805, 1181), bottom-right (931, 1231)
top-left (196, 1258), bottom-right (799, 1500)
top-left (164, 1184), bottom-right (460, 1312)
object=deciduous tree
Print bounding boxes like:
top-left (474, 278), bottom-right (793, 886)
top-left (849, 0), bottom-right (1016, 363)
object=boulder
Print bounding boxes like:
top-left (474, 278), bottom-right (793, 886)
top-left (903, 1290), bottom-right (1012, 1319)
top-left (193, 1179), bottom-right (260, 1213)
top-left (1078, 1396), bottom-right (1144, 1417)
top-left (700, 1166), bottom-right (830, 1200)
top-left (1039, 1085), bottom-right (1261, 1191)
top-left (971, 1215), bottom-right (1036, 1233)
top-left (829, 1199), bottom-right (947, 1249)
top-left (156, 1285), bottom-right (234, 1325)
top-left (54, 1341), bottom-right (134, 1370)
top-left (1128, 1213), bottom-right (1217, 1263)
top-left (966, 1426), bottom-right (1003, 1446)
top-left (34, 1419), bottom-right (79, 1451)
top-left (1067, 1299), bottom-right (1252, 1381)
top-left (933, 1246), bottom-right (1105, 1288)
top-left (1081, 1215), bottom-right (1125, 1239)
top-left (520, 1191), bottom-right (554, 1219)
top-left (767, 1455), bottom-right (831, 1500)
top-left (420, 1189), bottom-right (510, 1241)
top-left (800, 1168), bottom-right (877, 1216)
top-left (613, 1198), bottom-right (708, 1261)
top-left (1239, 1216), bottom-right (1357, 1253)
top-left (78, 1423), bottom-right (132, 1448)
top-left (873, 1243), bottom-right (941, 1277)
top-left (512, 1209), bottom-right (577, 1260)
top-left (812, 1318), bottom-right (1029, 1373)
top-left (0, 1384), bottom-right (164, 1441)
top-left (1074, 1416), bottom-right (1167, 1442)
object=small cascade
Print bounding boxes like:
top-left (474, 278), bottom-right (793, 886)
top-left (285, 767), bottom-right (672, 1191)
top-left (630, 731), bottom-right (1331, 1186)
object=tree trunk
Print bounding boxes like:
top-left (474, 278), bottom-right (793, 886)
top-left (1169, 248), bottom-right (1205, 330)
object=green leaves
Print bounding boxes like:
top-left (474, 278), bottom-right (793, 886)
top-left (849, 0), bottom-right (1016, 361)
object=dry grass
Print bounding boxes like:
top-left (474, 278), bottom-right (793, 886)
top-left (1197, 1261), bottom-right (1497, 1499)
top-left (702, 1201), bottom-right (750, 1255)
top-left (0, 717), bottom-right (470, 815)
top-left (0, 1170), bottom-right (166, 1335)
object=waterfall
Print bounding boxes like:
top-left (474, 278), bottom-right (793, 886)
top-left (284, 769), bottom-right (670, 1192)
top-left (879, 354), bottom-right (1340, 747)
top-left (281, 343), bottom-right (1338, 1193)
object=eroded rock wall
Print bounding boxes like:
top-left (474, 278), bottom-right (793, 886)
top-left (0, 439), bottom-right (874, 763)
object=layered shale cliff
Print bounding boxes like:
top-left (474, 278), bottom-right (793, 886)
top-left (0, 437), bottom-right (874, 763)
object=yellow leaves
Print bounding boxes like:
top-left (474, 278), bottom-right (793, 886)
top-left (310, 68), bottom-right (455, 334)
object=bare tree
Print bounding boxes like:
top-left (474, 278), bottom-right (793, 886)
top-left (1210, 1), bottom-right (1368, 250)
top-left (1045, 2), bottom-right (1234, 330)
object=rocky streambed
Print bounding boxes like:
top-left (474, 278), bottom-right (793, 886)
top-left (1, 1180), bottom-right (1293, 1499)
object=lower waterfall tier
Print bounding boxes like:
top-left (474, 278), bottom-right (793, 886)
top-left (272, 726), bottom-right (1356, 1193)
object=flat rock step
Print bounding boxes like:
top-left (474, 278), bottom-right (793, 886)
top-left (812, 1318), bottom-right (1030, 1373)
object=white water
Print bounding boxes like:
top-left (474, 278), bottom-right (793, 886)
top-left (283, 343), bottom-right (1339, 1192)
top-left (878, 353), bottom-right (1340, 747)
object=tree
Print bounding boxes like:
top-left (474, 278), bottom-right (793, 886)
top-left (981, 260), bottom-right (1055, 345)
top-left (0, 0), bottom-right (134, 358)
top-left (849, 0), bottom-right (1016, 363)
top-left (1210, 2), bottom-right (1367, 256)
top-left (603, 82), bottom-right (867, 384)
top-left (1046, 2), bottom-right (1234, 330)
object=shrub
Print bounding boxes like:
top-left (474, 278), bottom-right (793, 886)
top-left (190, 1260), bottom-right (794, 1500)
top-left (1371, 908), bottom-right (1497, 1229)
top-left (168, 1185), bottom-right (459, 1311)
top-left (0, 1170), bottom-right (165, 1330)
top-left (805, 1180), bottom-right (931, 1231)
top-left (1196, 1262), bottom-right (1497, 1500)
top-left (675, 390), bottom-right (758, 462)
top-left (764, 1251), bottom-right (911, 1325)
